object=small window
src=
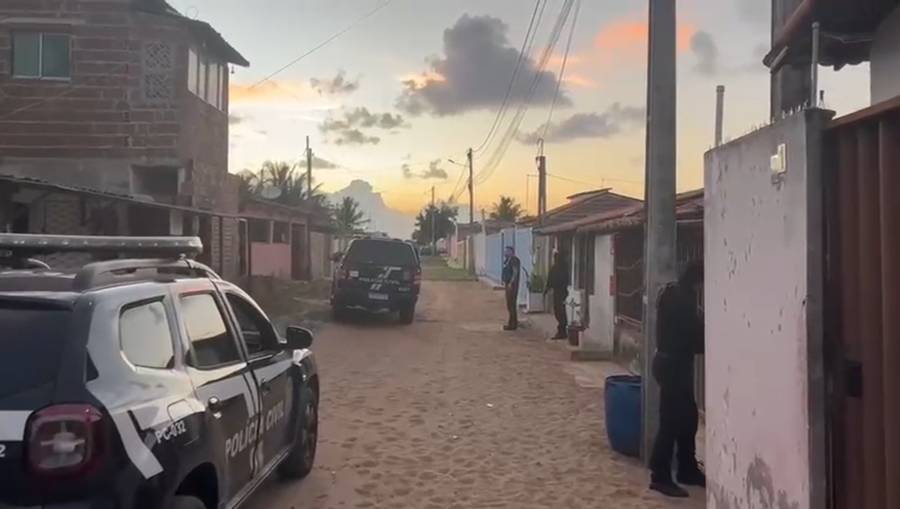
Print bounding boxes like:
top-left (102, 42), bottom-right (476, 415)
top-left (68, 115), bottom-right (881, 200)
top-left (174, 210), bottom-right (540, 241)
top-left (226, 294), bottom-right (280, 357)
top-left (181, 293), bottom-right (242, 368)
top-left (13, 32), bottom-right (70, 79)
top-left (207, 62), bottom-right (219, 106)
top-left (187, 48), bottom-right (198, 95)
top-left (273, 222), bottom-right (290, 244)
top-left (218, 65), bottom-right (227, 110)
top-left (120, 301), bottom-right (175, 369)
top-left (198, 57), bottom-right (208, 101)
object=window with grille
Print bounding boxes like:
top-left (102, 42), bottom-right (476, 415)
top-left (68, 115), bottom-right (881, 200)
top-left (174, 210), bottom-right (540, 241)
top-left (143, 41), bottom-right (174, 101)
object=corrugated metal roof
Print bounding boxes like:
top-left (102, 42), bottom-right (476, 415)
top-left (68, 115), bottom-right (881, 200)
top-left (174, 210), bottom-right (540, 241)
top-left (531, 190), bottom-right (641, 234)
top-left (576, 189), bottom-right (703, 234)
top-left (136, 0), bottom-right (250, 67)
top-left (764, 0), bottom-right (899, 70)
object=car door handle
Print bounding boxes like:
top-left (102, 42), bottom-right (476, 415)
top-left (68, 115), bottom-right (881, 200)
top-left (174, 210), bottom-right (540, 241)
top-left (259, 381), bottom-right (271, 394)
top-left (207, 397), bottom-right (223, 414)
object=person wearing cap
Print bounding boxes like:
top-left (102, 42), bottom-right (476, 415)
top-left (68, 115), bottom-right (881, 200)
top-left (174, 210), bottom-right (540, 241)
top-left (502, 246), bottom-right (521, 331)
top-left (649, 261), bottom-right (706, 498)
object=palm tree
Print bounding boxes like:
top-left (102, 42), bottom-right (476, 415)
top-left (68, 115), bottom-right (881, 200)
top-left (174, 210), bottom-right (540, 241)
top-left (489, 195), bottom-right (524, 222)
top-left (333, 197), bottom-right (368, 234)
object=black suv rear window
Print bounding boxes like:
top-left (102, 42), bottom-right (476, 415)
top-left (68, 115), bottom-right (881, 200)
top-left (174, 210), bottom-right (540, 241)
top-left (0, 303), bottom-right (71, 398)
top-left (345, 240), bottom-right (417, 266)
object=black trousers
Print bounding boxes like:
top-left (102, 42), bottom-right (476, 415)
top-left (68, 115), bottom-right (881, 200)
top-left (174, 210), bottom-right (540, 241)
top-left (553, 290), bottom-right (568, 337)
top-left (505, 284), bottom-right (518, 327)
top-left (649, 353), bottom-right (700, 482)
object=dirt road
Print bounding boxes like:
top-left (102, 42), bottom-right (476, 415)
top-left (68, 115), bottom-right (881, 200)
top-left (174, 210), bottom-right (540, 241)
top-left (245, 280), bottom-right (704, 509)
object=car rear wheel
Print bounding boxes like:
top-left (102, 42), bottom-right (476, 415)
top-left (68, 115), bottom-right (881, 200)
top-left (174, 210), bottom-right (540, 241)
top-left (279, 384), bottom-right (318, 479)
top-left (169, 496), bottom-right (206, 509)
top-left (399, 305), bottom-right (415, 324)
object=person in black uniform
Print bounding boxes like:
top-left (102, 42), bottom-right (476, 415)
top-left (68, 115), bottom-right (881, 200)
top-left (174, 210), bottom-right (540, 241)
top-left (544, 251), bottom-right (569, 339)
top-left (502, 246), bottom-right (521, 331)
top-left (649, 262), bottom-right (705, 498)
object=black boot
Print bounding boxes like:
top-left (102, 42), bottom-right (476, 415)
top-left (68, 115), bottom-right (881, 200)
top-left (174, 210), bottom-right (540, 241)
top-left (677, 468), bottom-right (706, 487)
top-left (649, 480), bottom-right (689, 498)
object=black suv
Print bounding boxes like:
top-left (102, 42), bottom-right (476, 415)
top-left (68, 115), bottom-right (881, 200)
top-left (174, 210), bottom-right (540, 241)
top-left (0, 234), bottom-right (319, 509)
top-left (331, 237), bottom-right (421, 323)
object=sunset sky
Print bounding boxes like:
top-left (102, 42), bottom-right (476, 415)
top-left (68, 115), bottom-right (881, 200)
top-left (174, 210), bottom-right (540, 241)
top-left (173, 0), bottom-right (870, 219)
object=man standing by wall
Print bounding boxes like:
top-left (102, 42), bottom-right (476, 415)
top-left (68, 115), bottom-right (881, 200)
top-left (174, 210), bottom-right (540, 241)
top-left (545, 251), bottom-right (569, 339)
top-left (649, 262), bottom-right (705, 497)
top-left (502, 246), bottom-right (521, 331)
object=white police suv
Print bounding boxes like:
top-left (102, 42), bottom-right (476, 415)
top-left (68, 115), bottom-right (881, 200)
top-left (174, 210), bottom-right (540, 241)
top-left (0, 235), bottom-right (319, 509)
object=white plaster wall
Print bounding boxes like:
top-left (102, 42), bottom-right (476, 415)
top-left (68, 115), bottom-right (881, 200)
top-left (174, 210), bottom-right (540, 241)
top-left (872, 5), bottom-right (900, 104)
top-left (582, 234), bottom-right (615, 352)
top-left (704, 111), bottom-right (824, 509)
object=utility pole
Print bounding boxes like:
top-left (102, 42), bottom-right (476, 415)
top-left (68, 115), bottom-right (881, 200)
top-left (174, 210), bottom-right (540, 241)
top-left (770, 0), bottom-right (811, 117)
top-left (431, 185), bottom-right (436, 255)
top-left (467, 148), bottom-right (474, 225)
top-left (642, 0), bottom-right (678, 463)
top-left (305, 136), bottom-right (313, 197)
top-left (715, 85), bottom-right (725, 147)
top-left (536, 139), bottom-right (548, 222)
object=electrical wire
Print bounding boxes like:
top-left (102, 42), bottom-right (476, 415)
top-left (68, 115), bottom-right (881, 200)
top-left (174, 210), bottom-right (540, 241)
top-left (474, 0), bottom-right (575, 182)
top-left (473, 0), bottom-right (576, 185)
top-left (250, 0), bottom-right (395, 89)
top-left (541, 0), bottom-right (580, 141)
top-left (472, 0), bottom-right (546, 155)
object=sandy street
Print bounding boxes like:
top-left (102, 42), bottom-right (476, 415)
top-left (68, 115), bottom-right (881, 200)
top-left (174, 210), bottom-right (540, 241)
top-left (245, 279), bottom-right (705, 509)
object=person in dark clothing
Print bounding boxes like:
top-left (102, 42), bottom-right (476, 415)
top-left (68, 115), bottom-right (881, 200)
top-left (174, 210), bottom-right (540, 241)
top-left (502, 246), bottom-right (521, 331)
top-left (544, 251), bottom-right (569, 339)
top-left (649, 262), bottom-right (705, 498)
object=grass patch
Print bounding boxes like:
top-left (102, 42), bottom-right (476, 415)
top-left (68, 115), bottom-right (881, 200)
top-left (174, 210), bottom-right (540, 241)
top-left (422, 256), bottom-right (476, 281)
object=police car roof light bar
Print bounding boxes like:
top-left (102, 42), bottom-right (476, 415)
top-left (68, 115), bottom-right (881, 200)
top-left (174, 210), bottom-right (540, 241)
top-left (73, 258), bottom-right (220, 291)
top-left (0, 234), bottom-right (204, 257)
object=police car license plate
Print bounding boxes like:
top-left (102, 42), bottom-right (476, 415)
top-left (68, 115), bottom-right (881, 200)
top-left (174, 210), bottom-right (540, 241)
top-left (368, 292), bottom-right (389, 301)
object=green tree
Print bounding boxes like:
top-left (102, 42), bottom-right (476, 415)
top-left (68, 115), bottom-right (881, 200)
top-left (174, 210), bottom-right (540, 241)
top-left (413, 204), bottom-right (458, 244)
top-left (489, 195), bottom-right (524, 222)
top-left (242, 160), bottom-right (328, 211)
top-left (333, 196), bottom-right (368, 234)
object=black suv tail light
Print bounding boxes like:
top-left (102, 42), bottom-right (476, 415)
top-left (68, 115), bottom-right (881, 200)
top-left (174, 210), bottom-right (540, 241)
top-left (26, 404), bottom-right (107, 478)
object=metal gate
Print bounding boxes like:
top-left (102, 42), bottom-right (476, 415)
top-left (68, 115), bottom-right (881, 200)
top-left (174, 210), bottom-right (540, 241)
top-left (826, 105), bottom-right (900, 509)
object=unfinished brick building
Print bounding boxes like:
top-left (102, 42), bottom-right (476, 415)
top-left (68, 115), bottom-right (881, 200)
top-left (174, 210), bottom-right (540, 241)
top-left (0, 0), bottom-right (252, 277)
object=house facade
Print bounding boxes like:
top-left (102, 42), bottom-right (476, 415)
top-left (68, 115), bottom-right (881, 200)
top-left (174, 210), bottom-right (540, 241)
top-left (0, 0), bottom-right (248, 277)
top-left (0, 0), bottom-right (329, 284)
top-left (708, 1), bottom-right (900, 507)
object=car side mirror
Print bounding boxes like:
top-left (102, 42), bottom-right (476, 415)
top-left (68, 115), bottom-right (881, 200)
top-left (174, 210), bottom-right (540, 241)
top-left (331, 252), bottom-right (343, 262)
top-left (285, 326), bottom-right (313, 349)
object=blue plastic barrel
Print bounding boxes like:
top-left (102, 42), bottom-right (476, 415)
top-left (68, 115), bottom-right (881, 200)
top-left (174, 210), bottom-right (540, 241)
top-left (604, 375), bottom-right (642, 458)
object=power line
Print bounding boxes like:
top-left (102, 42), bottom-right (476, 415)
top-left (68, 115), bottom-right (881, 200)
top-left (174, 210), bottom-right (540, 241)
top-left (472, 0), bottom-right (546, 155)
top-left (250, 0), bottom-right (395, 88)
top-left (541, 0), bottom-right (580, 141)
top-left (473, 0), bottom-right (576, 185)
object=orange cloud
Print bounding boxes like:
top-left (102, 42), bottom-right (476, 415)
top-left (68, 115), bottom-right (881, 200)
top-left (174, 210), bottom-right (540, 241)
top-left (594, 18), bottom-right (696, 58)
top-left (229, 80), bottom-right (317, 104)
top-left (564, 74), bottom-right (599, 89)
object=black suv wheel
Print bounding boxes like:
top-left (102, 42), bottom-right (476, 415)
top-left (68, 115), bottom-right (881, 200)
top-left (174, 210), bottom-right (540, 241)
top-left (279, 384), bottom-right (318, 479)
top-left (399, 304), bottom-right (415, 324)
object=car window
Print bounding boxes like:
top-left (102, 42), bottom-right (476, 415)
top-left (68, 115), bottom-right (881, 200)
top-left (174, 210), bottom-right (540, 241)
top-left (0, 303), bottom-right (70, 398)
top-left (120, 300), bottom-right (175, 369)
top-left (180, 293), bottom-right (242, 368)
top-left (226, 293), bottom-right (280, 357)
top-left (344, 239), bottom-right (417, 266)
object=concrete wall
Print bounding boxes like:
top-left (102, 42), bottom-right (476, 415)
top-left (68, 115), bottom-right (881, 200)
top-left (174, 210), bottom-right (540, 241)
top-left (250, 242), bottom-right (291, 279)
top-left (309, 231), bottom-right (329, 280)
top-left (872, 5), bottom-right (900, 104)
top-left (582, 234), bottom-right (615, 353)
top-left (703, 109), bottom-right (827, 509)
top-left (472, 232), bottom-right (486, 276)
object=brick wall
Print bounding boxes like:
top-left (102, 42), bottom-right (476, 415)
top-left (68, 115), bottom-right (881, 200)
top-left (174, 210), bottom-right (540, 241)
top-left (0, 1), bottom-right (189, 160)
